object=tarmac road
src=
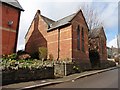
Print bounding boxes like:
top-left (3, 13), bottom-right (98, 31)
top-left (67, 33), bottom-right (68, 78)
top-left (40, 69), bottom-right (119, 88)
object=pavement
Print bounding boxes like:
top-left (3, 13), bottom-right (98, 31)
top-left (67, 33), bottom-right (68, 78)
top-left (2, 66), bottom-right (119, 90)
top-left (43, 68), bottom-right (118, 88)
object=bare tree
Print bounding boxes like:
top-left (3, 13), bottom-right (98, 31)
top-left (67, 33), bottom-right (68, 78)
top-left (78, 3), bottom-right (103, 30)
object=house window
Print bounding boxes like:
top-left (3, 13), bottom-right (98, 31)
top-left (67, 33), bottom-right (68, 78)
top-left (102, 40), bottom-right (104, 55)
top-left (77, 25), bottom-right (80, 50)
top-left (82, 27), bottom-right (84, 52)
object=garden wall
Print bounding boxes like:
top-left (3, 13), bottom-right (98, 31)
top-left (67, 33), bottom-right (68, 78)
top-left (54, 63), bottom-right (75, 77)
top-left (54, 61), bottom-right (91, 77)
top-left (99, 60), bottom-right (116, 69)
top-left (2, 67), bottom-right (54, 85)
top-left (54, 60), bottom-right (116, 77)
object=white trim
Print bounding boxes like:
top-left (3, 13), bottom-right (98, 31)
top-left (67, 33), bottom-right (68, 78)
top-left (0, 26), bottom-right (16, 33)
top-left (47, 27), bottom-right (71, 37)
top-left (47, 32), bottom-right (58, 37)
top-left (48, 38), bottom-right (72, 44)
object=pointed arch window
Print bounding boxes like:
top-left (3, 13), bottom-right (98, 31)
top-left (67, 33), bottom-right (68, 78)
top-left (101, 40), bottom-right (104, 55)
top-left (82, 27), bottom-right (85, 52)
top-left (77, 25), bottom-right (80, 50)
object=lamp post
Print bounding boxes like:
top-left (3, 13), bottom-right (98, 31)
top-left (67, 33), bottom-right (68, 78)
top-left (117, 34), bottom-right (120, 53)
top-left (117, 34), bottom-right (120, 64)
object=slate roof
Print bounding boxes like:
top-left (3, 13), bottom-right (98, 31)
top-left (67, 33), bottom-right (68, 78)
top-left (41, 15), bottom-right (55, 26)
top-left (89, 26), bottom-right (103, 38)
top-left (0, 0), bottom-right (24, 11)
top-left (48, 13), bottom-right (76, 31)
top-left (25, 9), bottom-right (89, 37)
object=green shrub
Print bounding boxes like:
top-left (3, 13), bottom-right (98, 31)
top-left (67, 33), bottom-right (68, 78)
top-left (100, 60), bottom-right (116, 69)
top-left (73, 65), bottom-right (80, 73)
top-left (2, 53), bottom-right (17, 60)
top-left (30, 52), bottom-right (39, 59)
top-left (0, 53), bottom-right (53, 70)
top-left (38, 47), bottom-right (47, 60)
top-left (1, 58), bottom-right (44, 70)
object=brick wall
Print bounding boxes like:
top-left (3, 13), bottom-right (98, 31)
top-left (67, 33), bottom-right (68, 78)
top-left (1, 3), bottom-right (21, 55)
top-left (25, 10), bottom-right (90, 62)
top-left (89, 29), bottom-right (107, 61)
top-left (47, 25), bottom-right (72, 60)
top-left (59, 26), bottom-right (72, 59)
top-left (2, 30), bottom-right (16, 54)
top-left (99, 36), bottom-right (107, 60)
top-left (25, 11), bottom-right (47, 54)
top-left (47, 29), bottom-right (59, 60)
top-left (71, 11), bottom-right (89, 61)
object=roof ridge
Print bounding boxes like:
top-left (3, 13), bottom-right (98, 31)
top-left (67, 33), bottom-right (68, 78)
top-left (41, 15), bottom-right (55, 22)
top-left (56, 13), bottom-right (76, 22)
top-left (48, 10), bottom-right (85, 31)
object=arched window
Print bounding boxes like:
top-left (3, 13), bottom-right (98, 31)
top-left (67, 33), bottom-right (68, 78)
top-left (101, 40), bottom-right (104, 55)
top-left (82, 27), bottom-right (84, 52)
top-left (77, 25), bottom-right (80, 50)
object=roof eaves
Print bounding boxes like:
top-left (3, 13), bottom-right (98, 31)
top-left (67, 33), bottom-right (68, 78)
top-left (47, 13), bottom-right (76, 31)
top-left (101, 26), bottom-right (107, 40)
top-left (25, 13), bottom-right (37, 38)
top-left (70, 9), bottom-right (89, 31)
top-left (89, 26), bottom-right (107, 40)
top-left (47, 22), bottom-right (71, 32)
top-left (69, 10), bottom-right (80, 22)
top-left (25, 12), bottom-right (55, 38)
top-left (0, 0), bottom-right (24, 11)
top-left (41, 15), bottom-right (55, 25)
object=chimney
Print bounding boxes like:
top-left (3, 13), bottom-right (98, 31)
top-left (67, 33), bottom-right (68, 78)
top-left (37, 10), bottom-right (41, 14)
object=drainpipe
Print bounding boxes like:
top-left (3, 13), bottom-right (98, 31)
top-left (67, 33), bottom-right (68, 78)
top-left (57, 28), bottom-right (60, 61)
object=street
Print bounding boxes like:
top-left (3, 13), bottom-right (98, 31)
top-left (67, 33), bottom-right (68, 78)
top-left (38, 69), bottom-right (118, 89)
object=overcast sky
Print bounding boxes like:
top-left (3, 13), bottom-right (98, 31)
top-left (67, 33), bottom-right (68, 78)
top-left (17, 0), bottom-right (119, 50)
